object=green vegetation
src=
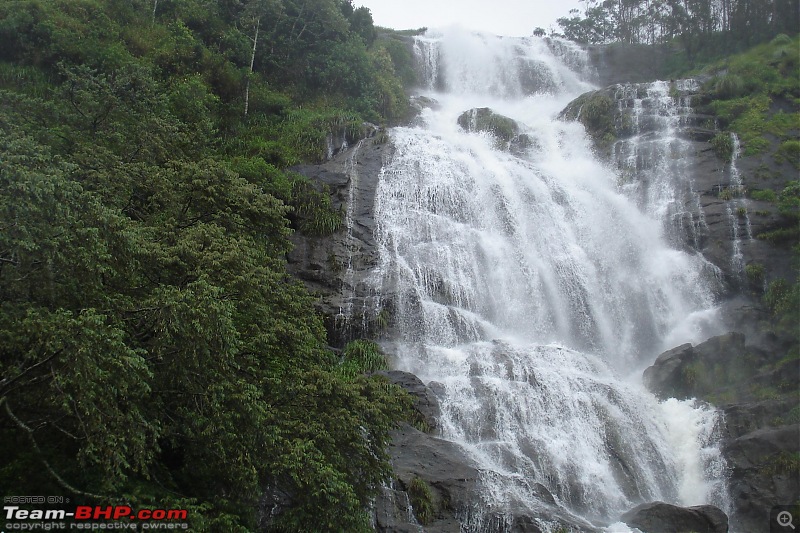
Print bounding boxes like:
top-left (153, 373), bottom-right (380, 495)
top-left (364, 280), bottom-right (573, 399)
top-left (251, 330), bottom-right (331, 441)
top-left (711, 132), bottom-right (735, 161)
top-left (555, 0), bottom-right (798, 58)
top-left (561, 92), bottom-right (618, 147)
top-left (0, 0), bottom-right (415, 530)
top-left (751, 189), bottom-right (778, 202)
top-left (760, 452), bottom-right (800, 475)
top-left (701, 35), bottom-right (800, 158)
top-left (745, 263), bottom-right (766, 285)
top-left (756, 181), bottom-right (800, 243)
top-left (407, 476), bottom-right (435, 525)
top-left (338, 339), bottom-right (389, 378)
top-left (776, 139), bottom-right (800, 168)
top-left (457, 107), bottom-right (521, 147)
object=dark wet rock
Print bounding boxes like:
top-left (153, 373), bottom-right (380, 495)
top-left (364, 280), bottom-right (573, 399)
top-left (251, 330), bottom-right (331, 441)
top-left (620, 501), bottom-right (728, 533)
top-left (256, 482), bottom-right (293, 530)
top-left (643, 332), bottom-right (748, 401)
top-left (373, 423), bottom-right (482, 532)
top-left (377, 370), bottom-right (441, 431)
top-left (458, 107), bottom-right (519, 142)
top-left (645, 331), bottom-right (799, 532)
top-left (724, 424), bottom-right (800, 533)
top-left (374, 423), bottom-right (601, 532)
top-left (644, 331), bottom-right (798, 407)
top-left (587, 43), bottom-right (675, 86)
top-left (287, 131), bottom-right (391, 346)
top-left (559, 88), bottom-right (618, 147)
top-left (722, 398), bottom-right (800, 440)
top-left (408, 94), bottom-right (441, 125)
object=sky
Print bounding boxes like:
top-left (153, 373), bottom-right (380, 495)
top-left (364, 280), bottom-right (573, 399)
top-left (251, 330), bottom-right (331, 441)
top-left (355, 0), bottom-right (584, 37)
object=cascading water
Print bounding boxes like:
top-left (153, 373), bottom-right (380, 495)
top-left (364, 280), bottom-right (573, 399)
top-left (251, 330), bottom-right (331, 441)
top-left (722, 133), bottom-right (755, 285)
top-left (373, 28), bottom-right (729, 530)
top-left (612, 80), bottom-right (711, 253)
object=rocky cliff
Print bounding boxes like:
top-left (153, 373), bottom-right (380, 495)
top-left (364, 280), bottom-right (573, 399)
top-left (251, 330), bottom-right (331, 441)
top-left (286, 127), bottom-right (391, 347)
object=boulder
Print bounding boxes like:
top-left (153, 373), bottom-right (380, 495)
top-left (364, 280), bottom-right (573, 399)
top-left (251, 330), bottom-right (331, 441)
top-left (642, 342), bottom-right (696, 400)
top-left (373, 423), bottom-right (483, 532)
top-left (407, 94), bottom-right (441, 125)
top-left (643, 332), bottom-right (747, 400)
top-left (376, 370), bottom-right (441, 431)
top-left (457, 107), bottom-right (533, 154)
top-left (620, 501), bottom-right (728, 533)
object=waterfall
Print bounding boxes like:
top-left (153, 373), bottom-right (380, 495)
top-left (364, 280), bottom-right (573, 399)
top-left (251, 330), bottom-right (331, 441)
top-left (722, 133), bottom-right (754, 285)
top-left (374, 28), bottom-right (729, 530)
top-left (612, 80), bottom-right (711, 253)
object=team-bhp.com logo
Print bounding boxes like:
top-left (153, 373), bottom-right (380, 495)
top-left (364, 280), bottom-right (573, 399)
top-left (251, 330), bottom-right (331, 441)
top-left (4, 504), bottom-right (189, 530)
top-left (6, 506), bottom-right (187, 521)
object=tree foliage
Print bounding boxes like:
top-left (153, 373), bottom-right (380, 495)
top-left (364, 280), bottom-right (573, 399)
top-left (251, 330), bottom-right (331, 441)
top-left (556, 0), bottom-right (799, 58)
top-left (0, 0), bottom-right (412, 530)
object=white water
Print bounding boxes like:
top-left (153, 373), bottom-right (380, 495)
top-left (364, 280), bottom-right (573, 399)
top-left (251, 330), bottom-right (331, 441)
top-left (724, 133), bottom-right (755, 285)
top-left (373, 28), bottom-right (729, 530)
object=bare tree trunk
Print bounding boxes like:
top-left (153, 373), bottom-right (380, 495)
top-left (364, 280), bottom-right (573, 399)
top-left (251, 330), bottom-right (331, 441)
top-left (152, 0), bottom-right (158, 23)
top-left (244, 18), bottom-right (259, 117)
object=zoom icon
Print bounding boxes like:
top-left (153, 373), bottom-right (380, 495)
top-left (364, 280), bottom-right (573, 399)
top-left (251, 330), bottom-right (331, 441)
top-left (773, 506), bottom-right (800, 532)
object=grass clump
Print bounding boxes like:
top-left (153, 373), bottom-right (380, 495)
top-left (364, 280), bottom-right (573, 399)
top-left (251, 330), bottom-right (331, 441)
top-left (776, 139), bottom-right (800, 169)
top-left (408, 476), bottom-right (435, 525)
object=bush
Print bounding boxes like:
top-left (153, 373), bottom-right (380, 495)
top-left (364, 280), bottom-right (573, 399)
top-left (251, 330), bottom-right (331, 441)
top-left (745, 263), bottom-right (765, 285)
top-left (711, 132), bottom-right (734, 160)
top-left (408, 476), bottom-right (435, 524)
top-left (751, 189), bottom-right (777, 202)
top-left (339, 339), bottom-right (388, 377)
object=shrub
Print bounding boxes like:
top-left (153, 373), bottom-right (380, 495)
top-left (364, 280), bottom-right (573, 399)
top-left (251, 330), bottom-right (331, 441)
top-left (745, 263), bottom-right (765, 285)
top-left (711, 132), bottom-right (734, 161)
top-left (751, 189), bottom-right (777, 202)
top-left (339, 339), bottom-right (388, 377)
top-left (408, 476), bottom-right (435, 524)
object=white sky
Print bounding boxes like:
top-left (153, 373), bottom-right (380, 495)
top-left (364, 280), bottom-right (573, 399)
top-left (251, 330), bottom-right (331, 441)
top-left (356, 0), bottom-right (584, 37)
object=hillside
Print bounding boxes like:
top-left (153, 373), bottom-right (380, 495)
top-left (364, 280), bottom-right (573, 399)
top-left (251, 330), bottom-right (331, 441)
top-left (0, 0), bottom-right (416, 530)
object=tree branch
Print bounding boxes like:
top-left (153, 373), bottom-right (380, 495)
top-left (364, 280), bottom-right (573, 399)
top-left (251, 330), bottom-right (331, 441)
top-left (1, 396), bottom-right (106, 500)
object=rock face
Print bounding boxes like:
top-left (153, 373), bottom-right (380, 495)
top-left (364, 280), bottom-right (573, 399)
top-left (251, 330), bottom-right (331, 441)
top-left (643, 332), bottom-right (749, 401)
top-left (377, 370), bottom-right (442, 431)
top-left (586, 43), bottom-right (675, 86)
top-left (374, 424), bottom-right (483, 532)
top-left (724, 424), bottom-right (800, 533)
top-left (374, 424), bottom-right (600, 533)
top-left (620, 501), bottom-right (729, 533)
top-left (287, 130), bottom-right (391, 346)
top-left (643, 331), bottom-right (800, 531)
top-left (560, 79), bottom-right (796, 296)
